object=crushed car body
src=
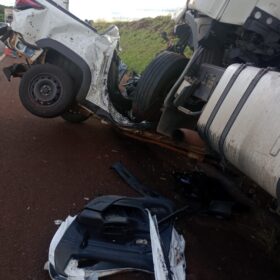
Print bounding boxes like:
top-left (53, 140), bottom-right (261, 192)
top-left (45, 195), bottom-right (186, 280)
top-left (1, 0), bottom-right (130, 124)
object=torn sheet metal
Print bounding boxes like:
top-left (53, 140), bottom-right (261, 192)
top-left (148, 211), bottom-right (186, 280)
top-left (148, 211), bottom-right (170, 280)
top-left (169, 228), bottom-right (187, 280)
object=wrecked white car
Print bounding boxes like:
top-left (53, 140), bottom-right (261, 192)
top-left (0, 0), bottom-right (131, 124)
top-left (0, 0), bottom-right (280, 211)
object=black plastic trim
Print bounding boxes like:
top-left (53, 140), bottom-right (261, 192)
top-left (45, 0), bottom-right (97, 33)
top-left (246, 7), bottom-right (280, 35)
top-left (36, 39), bottom-right (91, 101)
top-left (203, 64), bottom-right (246, 140)
top-left (218, 68), bottom-right (269, 157)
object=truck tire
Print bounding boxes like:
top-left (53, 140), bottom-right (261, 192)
top-left (19, 64), bottom-right (75, 118)
top-left (133, 51), bottom-right (189, 121)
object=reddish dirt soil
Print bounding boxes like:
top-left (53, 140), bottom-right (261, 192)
top-left (0, 57), bottom-right (279, 280)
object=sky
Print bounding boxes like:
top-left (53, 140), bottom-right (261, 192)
top-left (0, 0), bottom-right (186, 20)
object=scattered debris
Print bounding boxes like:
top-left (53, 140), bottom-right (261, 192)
top-left (111, 161), bottom-right (162, 198)
top-left (45, 195), bottom-right (186, 279)
top-left (100, 120), bottom-right (109, 125)
top-left (173, 171), bottom-right (248, 219)
top-left (44, 159), bottom-right (264, 280)
top-left (45, 163), bottom-right (190, 279)
top-left (53, 220), bottom-right (63, 226)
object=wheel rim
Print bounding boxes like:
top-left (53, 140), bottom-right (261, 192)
top-left (29, 74), bottom-right (62, 106)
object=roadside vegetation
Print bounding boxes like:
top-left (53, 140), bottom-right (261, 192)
top-left (94, 16), bottom-right (184, 73)
top-left (0, 5), bottom-right (5, 22)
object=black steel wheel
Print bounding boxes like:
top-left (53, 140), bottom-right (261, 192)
top-left (19, 64), bottom-right (75, 118)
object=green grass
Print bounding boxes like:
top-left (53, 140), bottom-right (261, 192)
top-left (94, 16), bottom-right (189, 73)
top-left (0, 4), bottom-right (5, 13)
top-left (0, 5), bottom-right (5, 22)
top-left (0, 4), bottom-right (12, 22)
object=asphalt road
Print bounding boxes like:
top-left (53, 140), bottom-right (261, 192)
top-left (0, 57), bottom-right (279, 280)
